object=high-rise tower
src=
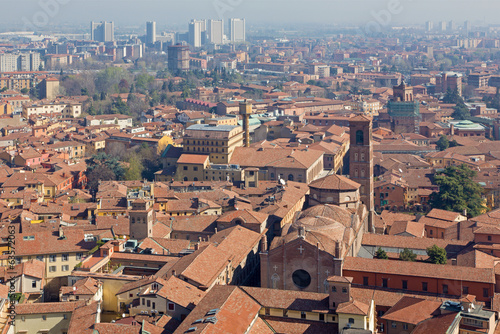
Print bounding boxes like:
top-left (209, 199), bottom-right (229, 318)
top-left (349, 115), bottom-right (374, 232)
top-left (146, 21), bottom-right (157, 44)
top-left (90, 21), bottom-right (114, 42)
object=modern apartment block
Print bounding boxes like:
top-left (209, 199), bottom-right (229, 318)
top-left (0, 52), bottom-right (42, 72)
top-left (90, 21), bottom-right (114, 42)
top-left (229, 18), bottom-right (245, 43)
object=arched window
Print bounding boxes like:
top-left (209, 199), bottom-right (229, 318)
top-left (271, 273), bottom-right (280, 289)
top-left (360, 153), bottom-right (365, 162)
top-left (183, 177), bottom-right (188, 181)
top-left (354, 153), bottom-right (358, 161)
top-left (193, 177), bottom-right (198, 181)
top-left (288, 174), bottom-right (294, 181)
top-left (354, 169), bottom-right (358, 177)
top-left (356, 130), bottom-right (364, 145)
top-left (361, 169), bottom-right (365, 178)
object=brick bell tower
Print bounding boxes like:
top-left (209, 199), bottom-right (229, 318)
top-left (349, 115), bottom-right (374, 233)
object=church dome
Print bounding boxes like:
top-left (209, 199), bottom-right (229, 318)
top-left (298, 204), bottom-right (352, 228)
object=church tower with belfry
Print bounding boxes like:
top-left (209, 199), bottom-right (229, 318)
top-left (349, 115), bottom-right (374, 232)
top-left (387, 82), bottom-right (421, 134)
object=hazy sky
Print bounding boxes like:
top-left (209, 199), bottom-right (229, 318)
top-left (4, 0), bottom-right (500, 30)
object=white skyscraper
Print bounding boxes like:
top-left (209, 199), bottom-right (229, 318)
top-left (229, 18), bottom-right (245, 43)
top-left (207, 19), bottom-right (224, 45)
top-left (146, 21), bottom-right (156, 44)
top-left (425, 21), bottom-right (433, 32)
top-left (91, 21), bottom-right (114, 42)
top-left (189, 19), bottom-right (206, 48)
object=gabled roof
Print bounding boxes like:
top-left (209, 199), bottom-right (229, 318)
top-left (381, 296), bottom-right (442, 325)
top-left (156, 276), bottom-right (205, 310)
top-left (336, 299), bottom-right (370, 316)
top-left (309, 173), bottom-right (360, 191)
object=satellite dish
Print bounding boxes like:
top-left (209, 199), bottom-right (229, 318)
top-left (280, 179), bottom-right (286, 186)
top-left (399, 169), bottom-right (403, 173)
top-left (122, 313), bottom-right (126, 318)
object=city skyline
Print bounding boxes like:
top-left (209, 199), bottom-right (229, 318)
top-left (3, 0), bottom-right (500, 31)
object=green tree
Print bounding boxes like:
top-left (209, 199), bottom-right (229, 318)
top-left (452, 102), bottom-right (471, 120)
top-left (85, 153), bottom-right (125, 193)
top-left (443, 88), bottom-right (464, 104)
top-left (426, 245), bottom-right (447, 264)
top-left (375, 248), bottom-right (388, 259)
top-left (20, 88), bottom-right (29, 95)
top-left (429, 165), bottom-right (484, 217)
top-left (135, 73), bottom-right (155, 92)
top-left (399, 248), bottom-right (417, 262)
top-left (125, 154), bottom-right (144, 181)
top-left (436, 135), bottom-right (450, 151)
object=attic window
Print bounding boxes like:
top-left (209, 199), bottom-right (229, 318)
top-left (23, 236), bottom-right (35, 241)
top-left (185, 327), bottom-right (197, 333)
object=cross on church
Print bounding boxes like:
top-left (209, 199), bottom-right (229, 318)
top-left (273, 265), bottom-right (278, 272)
top-left (298, 245), bottom-right (305, 254)
top-left (325, 270), bottom-right (330, 276)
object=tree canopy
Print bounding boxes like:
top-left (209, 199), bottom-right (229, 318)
top-left (452, 102), bottom-right (471, 120)
top-left (399, 248), bottom-right (417, 262)
top-left (375, 248), bottom-right (388, 259)
top-left (443, 88), bottom-right (463, 104)
top-left (429, 165), bottom-right (485, 217)
top-left (436, 135), bottom-right (449, 151)
top-left (85, 153), bottom-right (125, 193)
top-left (426, 245), bottom-right (447, 264)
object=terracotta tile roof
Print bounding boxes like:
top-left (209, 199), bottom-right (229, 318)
top-left (327, 276), bottom-right (353, 283)
top-left (173, 285), bottom-right (261, 334)
top-left (8, 259), bottom-right (44, 279)
top-left (335, 299), bottom-right (370, 316)
top-left (15, 229), bottom-right (96, 256)
top-left (60, 277), bottom-right (100, 296)
top-left (95, 215), bottom-right (130, 236)
top-left (362, 233), bottom-right (469, 251)
top-left (247, 317), bottom-right (274, 334)
top-left (156, 276), bottom-right (206, 309)
top-left (16, 300), bottom-right (85, 315)
top-left (216, 209), bottom-right (268, 226)
top-left (419, 216), bottom-right (457, 229)
top-left (138, 238), bottom-right (190, 256)
top-left (67, 301), bottom-right (99, 334)
top-left (210, 226), bottom-right (262, 268)
top-left (92, 323), bottom-right (140, 334)
top-left (380, 210), bottom-right (416, 227)
top-left (167, 215), bottom-right (218, 233)
top-left (176, 154), bottom-right (209, 165)
top-left (343, 257), bottom-right (495, 283)
top-left (426, 208), bottom-right (464, 222)
top-left (242, 286), bottom-right (331, 313)
top-left (230, 147), bottom-right (323, 170)
top-left (471, 208), bottom-right (500, 226)
top-left (411, 312), bottom-right (460, 334)
top-left (116, 275), bottom-right (168, 296)
top-left (260, 316), bottom-right (337, 334)
top-left (180, 244), bottom-right (231, 288)
top-left (389, 220), bottom-right (425, 237)
top-left (309, 173), bottom-right (360, 191)
top-left (474, 225), bottom-right (500, 235)
top-left (381, 296), bottom-right (442, 325)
